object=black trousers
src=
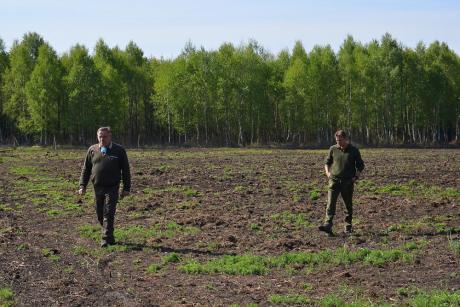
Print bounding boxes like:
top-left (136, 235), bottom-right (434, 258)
top-left (94, 185), bottom-right (119, 241)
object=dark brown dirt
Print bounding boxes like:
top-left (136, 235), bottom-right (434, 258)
top-left (0, 148), bottom-right (459, 306)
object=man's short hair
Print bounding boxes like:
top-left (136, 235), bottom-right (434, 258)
top-left (97, 126), bottom-right (112, 134)
top-left (335, 130), bottom-right (347, 138)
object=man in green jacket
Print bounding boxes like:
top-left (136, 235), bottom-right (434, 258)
top-left (78, 127), bottom-right (131, 247)
top-left (319, 130), bottom-right (364, 235)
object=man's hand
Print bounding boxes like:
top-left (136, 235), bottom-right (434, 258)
top-left (352, 171), bottom-right (361, 183)
top-left (78, 187), bottom-right (86, 195)
top-left (324, 165), bottom-right (331, 178)
top-left (120, 190), bottom-right (130, 199)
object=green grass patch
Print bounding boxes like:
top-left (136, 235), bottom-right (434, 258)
top-left (10, 165), bottom-right (38, 175)
top-left (234, 185), bottom-right (246, 192)
top-left (146, 252), bottom-right (181, 273)
top-left (146, 263), bottom-right (160, 273)
top-left (181, 254), bottom-right (269, 275)
top-left (183, 187), bottom-right (199, 197)
top-left (318, 294), bottom-right (384, 307)
top-left (180, 246), bottom-right (414, 275)
top-left (309, 188), bottom-right (321, 201)
top-left (143, 185), bottom-right (200, 197)
top-left (271, 211), bottom-right (312, 230)
top-left (448, 237), bottom-right (460, 256)
top-left (388, 216), bottom-right (460, 235)
top-left (78, 222), bottom-right (200, 244)
top-left (40, 208), bottom-right (64, 216)
top-left (0, 287), bottom-right (14, 306)
top-left (220, 166), bottom-right (234, 181)
top-left (72, 245), bottom-right (90, 256)
top-left (357, 179), bottom-right (460, 200)
top-left (268, 294), bottom-right (310, 304)
top-left (249, 223), bottom-right (261, 232)
top-left (404, 288), bottom-right (460, 306)
top-left (64, 203), bottom-right (85, 212)
top-left (0, 204), bottom-right (13, 212)
top-left (78, 224), bottom-right (100, 241)
top-left (281, 180), bottom-right (325, 203)
top-left (41, 248), bottom-right (61, 262)
top-left (16, 243), bottom-right (29, 251)
top-left (162, 252), bottom-right (181, 264)
top-left (319, 294), bottom-right (347, 307)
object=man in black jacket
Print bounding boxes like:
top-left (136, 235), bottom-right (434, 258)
top-left (78, 127), bottom-right (131, 247)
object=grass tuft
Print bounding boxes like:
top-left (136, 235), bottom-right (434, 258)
top-left (268, 294), bottom-right (310, 304)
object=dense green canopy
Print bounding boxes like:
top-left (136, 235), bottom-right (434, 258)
top-left (1, 33), bottom-right (459, 146)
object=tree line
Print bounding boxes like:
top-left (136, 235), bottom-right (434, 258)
top-left (0, 32), bottom-right (459, 146)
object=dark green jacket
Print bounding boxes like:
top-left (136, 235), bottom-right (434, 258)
top-left (325, 144), bottom-right (364, 180)
top-left (79, 142), bottom-right (131, 191)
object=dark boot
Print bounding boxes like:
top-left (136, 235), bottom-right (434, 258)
top-left (102, 215), bottom-right (115, 246)
top-left (318, 223), bottom-right (333, 235)
top-left (344, 224), bottom-right (353, 235)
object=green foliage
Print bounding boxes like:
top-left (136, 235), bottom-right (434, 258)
top-left (0, 287), bottom-right (14, 306)
top-left (249, 223), bottom-right (261, 231)
top-left (78, 222), bottom-right (199, 244)
top-left (2, 33), bottom-right (460, 145)
top-left (363, 249), bottom-right (412, 266)
top-left (397, 287), bottom-right (460, 306)
top-left (143, 185), bottom-right (200, 197)
top-left (271, 211), bottom-right (312, 229)
top-left (61, 44), bottom-right (104, 139)
top-left (10, 166), bottom-right (38, 175)
top-left (72, 245), bottom-right (90, 256)
top-left (0, 204), bottom-right (12, 212)
top-left (145, 252), bottom-right (182, 274)
top-left (2, 32), bottom-right (45, 133)
top-left (146, 263), bottom-right (160, 273)
top-left (16, 243), bottom-right (29, 251)
top-left (319, 294), bottom-right (347, 307)
top-left (180, 245), bottom-right (414, 275)
top-left (180, 255), bottom-right (269, 275)
top-left (268, 293), bottom-right (310, 304)
top-left (78, 224), bottom-right (100, 241)
top-left (309, 189), bottom-right (321, 201)
top-left (41, 248), bottom-right (61, 262)
top-left (448, 237), bottom-right (460, 256)
top-left (0, 288), bottom-right (13, 301)
top-left (183, 187), bottom-right (199, 197)
top-left (162, 252), bottom-right (181, 264)
top-left (387, 215), bottom-right (460, 235)
top-left (25, 43), bottom-right (63, 137)
top-left (358, 179), bottom-right (460, 200)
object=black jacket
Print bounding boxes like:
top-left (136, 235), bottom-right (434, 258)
top-left (79, 142), bottom-right (131, 191)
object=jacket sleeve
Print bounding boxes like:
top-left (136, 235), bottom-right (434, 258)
top-left (325, 147), bottom-right (334, 165)
top-left (120, 148), bottom-right (131, 192)
top-left (355, 148), bottom-right (365, 172)
top-left (79, 147), bottom-right (93, 188)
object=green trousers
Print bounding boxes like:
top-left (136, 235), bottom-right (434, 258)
top-left (94, 185), bottom-right (119, 242)
top-left (325, 178), bottom-right (354, 227)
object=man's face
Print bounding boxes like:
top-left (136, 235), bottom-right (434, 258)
top-left (335, 135), bottom-right (347, 148)
top-left (97, 130), bottom-right (112, 147)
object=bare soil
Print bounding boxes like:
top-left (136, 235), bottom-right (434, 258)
top-left (0, 148), bottom-right (459, 306)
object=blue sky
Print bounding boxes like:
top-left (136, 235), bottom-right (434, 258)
top-left (1, 0), bottom-right (459, 58)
